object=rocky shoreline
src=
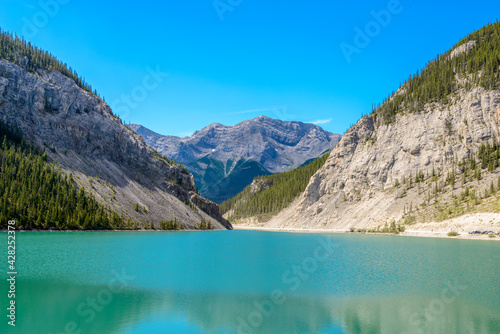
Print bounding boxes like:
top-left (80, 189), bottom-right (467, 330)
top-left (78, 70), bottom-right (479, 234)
top-left (233, 212), bottom-right (500, 241)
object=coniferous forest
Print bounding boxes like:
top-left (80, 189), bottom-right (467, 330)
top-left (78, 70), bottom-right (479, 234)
top-left (373, 21), bottom-right (500, 124)
top-left (220, 153), bottom-right (330, 222)
top-left (0, 29), bottom-right (96, 95)
top-left (0, 120), bottom-right (124, 230)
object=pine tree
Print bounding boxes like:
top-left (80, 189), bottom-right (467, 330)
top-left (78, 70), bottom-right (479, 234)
top-left (372, 21), bottom-right (500, 124)
top-left (220, 152), bottom-right (331, 221)
top-left (0, 120), bottom-right (125, 230)
top-left (0, 29), bottom-right (97, 96)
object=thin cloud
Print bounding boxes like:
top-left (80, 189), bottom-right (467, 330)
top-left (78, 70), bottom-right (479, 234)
top-left (230, 106), bottom-right (287, 115)
top-left (311, 119), bottom-right (333, 125)
top-left (178, 130), bottom-right (194, 138)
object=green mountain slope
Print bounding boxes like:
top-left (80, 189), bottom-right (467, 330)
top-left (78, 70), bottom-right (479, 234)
top-left (187, 157), bottom-right (271, 203)
top-left (374, 21), bottom-right (500, 123)
top-left (220, 152), bottom-right (330, 222)
top-left (0, 29), bottom-right (95, 95)
top-left (0, 120), bottom-right (125, 230)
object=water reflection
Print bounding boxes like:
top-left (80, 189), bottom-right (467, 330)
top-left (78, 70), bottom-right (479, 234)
top-left (339, 296), bottom-right (500, 334)
top-left (2, 231), bottom-right (499, 334)
top-left (10, 280), bottom-right (500, 334)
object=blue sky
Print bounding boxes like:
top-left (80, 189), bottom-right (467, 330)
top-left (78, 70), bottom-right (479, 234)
top-left (0, 0), bottom-right (499, 136)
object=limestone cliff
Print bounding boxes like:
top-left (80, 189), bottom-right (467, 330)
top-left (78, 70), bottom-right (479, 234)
top-left (264, 23), bottom-right (500, 233)
top-left (0, 58), bottom-right (231, 230)
top-left (266, 88), bottom-right (500, 230)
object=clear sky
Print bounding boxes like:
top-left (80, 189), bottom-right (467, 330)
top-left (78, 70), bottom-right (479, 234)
top-left (0, 0), bottom-right (499, 136)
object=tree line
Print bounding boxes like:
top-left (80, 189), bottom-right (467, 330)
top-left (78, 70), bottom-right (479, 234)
top-left (0, 120), bottom-right (124, 230)
top-left (220, 153), bottom-right (330, 222)
top-left (0, 29), bottom-right (96, 96)
top-left (373, 21), bottom-right (500, 124)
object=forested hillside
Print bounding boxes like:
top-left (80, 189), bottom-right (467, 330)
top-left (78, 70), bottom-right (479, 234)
top-left (220, 152), bottom-right (330, 222)
top-left (0, 120), bottom-right (126, 229)
top-left (0, 28), bottom-right (231, 230)
top-left (374, 21), bottom-right (500, 123)
top-left (0, 29), bottom-right (95, 95)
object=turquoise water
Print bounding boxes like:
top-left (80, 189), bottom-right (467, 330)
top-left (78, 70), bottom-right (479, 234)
top-left (1, 230), bottom-right (499, 333)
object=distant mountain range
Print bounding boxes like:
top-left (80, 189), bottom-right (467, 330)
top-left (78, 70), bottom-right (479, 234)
top-left (131, 117), bottom-right (341, 203)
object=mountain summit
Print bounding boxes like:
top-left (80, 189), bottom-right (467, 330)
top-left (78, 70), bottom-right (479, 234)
top-left (131, 116), bottom-right (341, 202)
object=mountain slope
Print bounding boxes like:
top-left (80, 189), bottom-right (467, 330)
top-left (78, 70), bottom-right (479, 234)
top-left (186, 156), bottom-right (272, 203)
top-left (0, 120), bottom-right (126, 229)
top-left (220, 152), bottom-right (330, 224)
top-left (0, 31), bottom-right (231, 230)
top-left (262, 22), bottom-right (500, 233)
top-left (131, 117), bottom-right (341, 202)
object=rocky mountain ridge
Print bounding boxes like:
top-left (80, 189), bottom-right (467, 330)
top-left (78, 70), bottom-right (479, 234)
top-left (0, 57), bottom-right (231, 229)
top-left (264, 87), bottom-right (500, 232)
top-left (133, 117), bottom-right (339, 172)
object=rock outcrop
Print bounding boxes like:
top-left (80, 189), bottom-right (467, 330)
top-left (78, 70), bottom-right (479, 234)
top-left (450, 40), bottom-right (477, 59)
top-left (0, 58), bottom-right (231, 229)
top-left (249, 178), bottom-right (273, 194)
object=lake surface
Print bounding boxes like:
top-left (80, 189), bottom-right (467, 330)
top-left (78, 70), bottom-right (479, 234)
top-left (1, 230), bottom-right (499, 334)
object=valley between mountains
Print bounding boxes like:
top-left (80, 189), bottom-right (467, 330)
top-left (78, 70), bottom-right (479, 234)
top-left (1, 22), bottom-right (500, 238)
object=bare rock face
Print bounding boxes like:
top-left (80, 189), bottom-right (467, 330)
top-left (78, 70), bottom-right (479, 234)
top-left (266, 87), bottom-right (500, 230)
top-left (450, 41), bottom-right (477, 59)
top-left (0, 59), bottom-right (230, 229)
top-left (250, 179), bottom-right (273, 194)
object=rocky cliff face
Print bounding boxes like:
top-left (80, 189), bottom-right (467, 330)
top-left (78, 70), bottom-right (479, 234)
top-left (131, 117), bottom-right (341, 202)
top-left (0, 58), bottom-right (231, 229)
top-left (265, 86), bottom-right (500, 230)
